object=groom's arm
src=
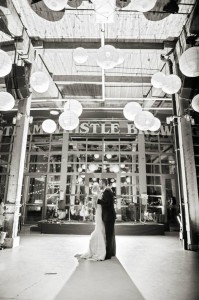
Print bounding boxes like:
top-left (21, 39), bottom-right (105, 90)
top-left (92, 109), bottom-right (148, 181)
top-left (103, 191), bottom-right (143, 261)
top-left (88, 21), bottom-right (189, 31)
top-left (97, 190), bottom-right (111, 207)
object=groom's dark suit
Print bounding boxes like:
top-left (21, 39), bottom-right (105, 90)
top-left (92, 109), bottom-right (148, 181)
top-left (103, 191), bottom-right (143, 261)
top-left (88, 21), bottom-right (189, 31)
top-left (98, 188), bottom-right (116, 259)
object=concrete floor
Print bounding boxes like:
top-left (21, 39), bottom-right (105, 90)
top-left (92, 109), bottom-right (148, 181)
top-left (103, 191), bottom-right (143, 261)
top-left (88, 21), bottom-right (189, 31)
top-left (0, 231), bottom-right (199, 300)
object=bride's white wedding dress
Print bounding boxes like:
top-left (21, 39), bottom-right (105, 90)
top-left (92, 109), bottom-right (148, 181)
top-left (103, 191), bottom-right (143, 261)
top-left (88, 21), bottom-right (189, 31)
top-left (79, 204), bottom-right (106, 261)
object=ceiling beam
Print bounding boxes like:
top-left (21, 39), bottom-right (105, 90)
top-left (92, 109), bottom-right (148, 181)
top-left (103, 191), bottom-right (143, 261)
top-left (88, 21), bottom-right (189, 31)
top-left (31, 38), bottom-right (177, 50)
top-left (31, 97), bottom-right (171, 102)
top-left (53, 75), bottom-right (152, 84)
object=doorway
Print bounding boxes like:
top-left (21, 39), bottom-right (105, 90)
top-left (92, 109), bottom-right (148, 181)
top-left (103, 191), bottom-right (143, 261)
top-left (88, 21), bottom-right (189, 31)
top-left (23, 175), bottom-right (47, 224)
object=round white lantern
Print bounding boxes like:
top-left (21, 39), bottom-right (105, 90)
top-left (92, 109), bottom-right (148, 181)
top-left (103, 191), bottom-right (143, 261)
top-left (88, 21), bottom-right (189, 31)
top-left (134, 111), bottom-right (155, 131)
top-left (110, 164), bottom-right (120, 173)
top-left (94, 154), bottom-right (100, 159)
top-left (30, 71), bottom-right (50, 93)
top-left (78, 167), bottom-right (83, 172)
top-left (151, 72), bottom-right (165, 89)
top-left (123, 102), bottom-right (142, 121)
top-left (120, 163), bottom-right (125, 168)
top-left (78, 176), bottom-right (83, 183)
top-left (133, 0), bottom-right (157, 12)
top-left (112, 182), bottom-right (116, 188)
top-left (42, 119), bottom-right (57, 133)
top-left (73, 47), bottom-right (88, 64)
top-left (64, 100), bottom-right (83, 117)
top-left (106, 154), bottom-right (112, 159)
top-left (82, 164), bottom-right (86, 169)
top-left (59, 110), bottom-right (79, 130)
top-left (0, 92), bottom-right (15, 111)
top-left (162, 74), bottom-right (181, 94)
top-left (89, 164), bottom-right (97, 172)
top-left (96, 45), bottom-right (120, 70)
top-left (191, 94), bottom-right (199, 112)
top-left (179, 47), bottom-right (199, 77)
top-left (0, 50), bottom-right (12, 77)
top-left (43, 0), bottom-right (66, 11)
top-left (148, 117), bottom-right (161, 131)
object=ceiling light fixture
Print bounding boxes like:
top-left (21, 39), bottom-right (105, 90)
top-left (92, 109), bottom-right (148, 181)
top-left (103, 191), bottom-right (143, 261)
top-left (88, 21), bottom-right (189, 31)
top-left (50, 110), bottom-right (60, 115)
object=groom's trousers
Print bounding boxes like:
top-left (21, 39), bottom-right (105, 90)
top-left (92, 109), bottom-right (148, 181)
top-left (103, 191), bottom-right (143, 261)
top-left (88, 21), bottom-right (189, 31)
top-left (104, 221), bottom-right (115, 258)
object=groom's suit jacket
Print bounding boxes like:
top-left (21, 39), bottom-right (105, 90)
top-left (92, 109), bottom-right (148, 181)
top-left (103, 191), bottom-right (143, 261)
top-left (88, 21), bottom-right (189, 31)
top-left (98, 188), bottom-right (116, 222)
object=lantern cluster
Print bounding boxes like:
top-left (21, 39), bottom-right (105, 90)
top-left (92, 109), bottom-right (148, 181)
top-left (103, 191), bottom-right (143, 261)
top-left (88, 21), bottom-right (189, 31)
top-left (178, 47), bottom-right (199, 114)
top-left (41, 99), bottom-right (83, 134)
top-left (73, 45), bottom-right (126, 70)
top-left (151, 72), bottom-right (182, 95)
top-left (0, 50), bottom-right (15, 111)
top-left (123, 102), bottom-right (161, 132)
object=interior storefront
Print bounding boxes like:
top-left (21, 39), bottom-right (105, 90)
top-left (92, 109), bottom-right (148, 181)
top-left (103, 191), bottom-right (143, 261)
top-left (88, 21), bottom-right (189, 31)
top-left (1, 120), bottom-right (176, 228)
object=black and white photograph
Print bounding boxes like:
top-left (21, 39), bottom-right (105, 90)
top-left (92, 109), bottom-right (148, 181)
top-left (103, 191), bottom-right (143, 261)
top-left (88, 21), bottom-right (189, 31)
top-left (0, 0), bottom-right (199, 299)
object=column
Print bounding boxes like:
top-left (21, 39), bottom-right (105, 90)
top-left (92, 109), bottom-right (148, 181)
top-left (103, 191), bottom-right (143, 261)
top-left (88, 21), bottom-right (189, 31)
top-left (177, 97), bottom-right (199, 248)
top-left (138, 134), bottom-right (147, 198)
top-left (138, 134), bottom-right (147, 221)
top-left (5, 96), bottom-right (31, 248)
top-left (60, 132), bottom-right (69, 203)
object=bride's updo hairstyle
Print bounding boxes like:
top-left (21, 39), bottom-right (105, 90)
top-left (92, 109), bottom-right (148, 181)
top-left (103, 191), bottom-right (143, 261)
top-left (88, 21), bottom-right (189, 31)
top-left (92, 182), bottom-right (99, 195)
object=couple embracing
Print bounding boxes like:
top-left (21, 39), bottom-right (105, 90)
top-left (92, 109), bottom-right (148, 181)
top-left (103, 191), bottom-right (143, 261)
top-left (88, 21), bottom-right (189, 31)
top-left (76, 179), bottom-right (116, 261)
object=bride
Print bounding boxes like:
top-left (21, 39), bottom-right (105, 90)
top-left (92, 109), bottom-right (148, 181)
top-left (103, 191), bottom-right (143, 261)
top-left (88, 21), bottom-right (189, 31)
top-left (76, 182), bottom-right (106, 261)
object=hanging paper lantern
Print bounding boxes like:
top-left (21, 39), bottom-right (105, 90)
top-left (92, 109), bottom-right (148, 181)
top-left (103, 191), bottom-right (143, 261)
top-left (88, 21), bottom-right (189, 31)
top-left (148, 117), bottom-right (161, 131)
top-left (59, 110), bottom-right (79, 130)
top-left (93, 0), bottom-right (116, 24)
top-left (82, 164), bottom-right (86, 169)
top-left (179, 47), bottom-right (199, 77)
top-left (123, 102), bottom-right (142, 121)
top-left (134, 111), bottom-right (155, 131)
top-left (30, 71), bottom-right (50, 93)
top-left (96, 45), bottom-right (120, 70)
top-left (0, 92), bottom-right (15, 111)
top-left (94, 154), bottom-right (100, 159)
top-left (73, 47), bottom-right (88, 64)
top-left (151, 72), bottom-right (165, 89)
top-left (106, 154), bottom-right (112, 159)
top-left (126, 177), bottom-right (131, 183)
top-left (78, 176), bottom-right (83, 183)
top-left (120, 163), bottom-right (125, 168)
top-left (110, 164), bottom-right (120, 173)
top-left (64, 99), bottom-right (83, 117)
top-left (78, 167), bottom-right (83, 172)
top-left (191, 94), bottom-right (199, 112)
top-left (112, 182), bottom-right (116, 188)
top-left (43, 0), bottom-right (67, 11)
top-left (0, 50), bottom-right (12, 77)
top-left (89, 164), bottom-right (97, 172)
top-left (162, 74), bottom-right (181, 94)
top-left (42, 119), bottom-right (57, 134)
top-left (133, 0), bottom-right (157, 12)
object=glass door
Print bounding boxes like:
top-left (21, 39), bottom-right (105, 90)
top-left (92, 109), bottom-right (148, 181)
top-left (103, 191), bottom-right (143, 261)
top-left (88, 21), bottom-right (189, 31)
top-left (23, 175), bottom-right (47, 224)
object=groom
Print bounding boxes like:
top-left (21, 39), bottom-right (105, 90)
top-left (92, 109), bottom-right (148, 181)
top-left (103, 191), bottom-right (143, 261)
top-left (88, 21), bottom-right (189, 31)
top-left (98, 179), bottom-right (116, 259)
